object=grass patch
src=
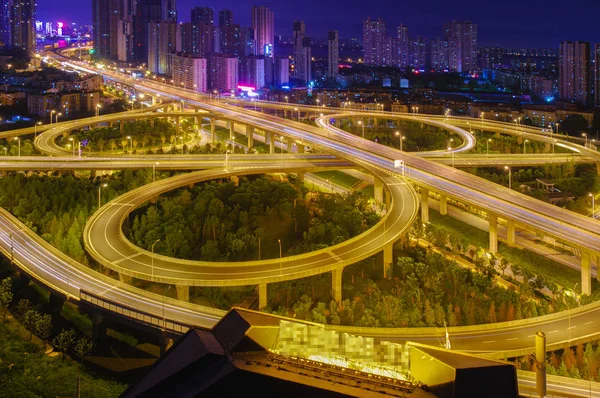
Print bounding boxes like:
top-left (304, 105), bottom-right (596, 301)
top-left (60, 302), bottom-right (93, 333)
top-left (312, 170), bottom-right (361, 189)
top-left (106, 328), bottom-right (138, 348)
top-left (428, 209), bottom-right (580, 289)
top-left (0, 319), bottom-right (126, 397)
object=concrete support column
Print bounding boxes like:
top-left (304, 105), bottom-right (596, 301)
top-left (176, 285), bottom-right (189, 302)
top-left (119, 120), bottom-right (124, 133)
top-left (506, 219), bottom-right (516, 246)
top-left (229, 121), bottom-right (234, 140)
top-left (297, 172), bottom-right (305, 182)
top-left (373, 118), bottom-right (378, 132)
top-left (287, 140), bottom-right (293, 153)
top-left (266, 132), bottom-right (275, 154)
top-left (159, 334), bottom-right (174, 356)
top-left (596, 256), bottom-right (600, 282)
top-left (91, 313), bottom-right (106, 345)
top-left (298, 145), bottom-right (305, 154)
top-left (175, 116), bottom-right (180, 133)
top-left (246, 126), bottom-right (254, 148)
top-left (151, 96), bottom-right (156, 105)
top-left (332, 268), bottom-right (343, 303)
top-left (383, 242), bottom-right (394, 279)
top-left (439, 194), bottom-right (448, 216)
top-left (489, 213), bottom-right (498, 253)
top-left (582, 251), bottom-right (592, 296)
top-left (150, 118), bottom-right (155, 128)
top-left (119, 273), bottom-right (132, 283)
top-left (420, 188), bottom-right (429, 224)
top-left (210, 118), bottom-right (216, 143)
top-left (258, 283), bottom-right (267, 310)
top-left (374, 178), bottom-right (384, 204)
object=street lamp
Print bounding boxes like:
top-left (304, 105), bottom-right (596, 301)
top-left (34, 121), bottom-right (42, 138)
top-left (295, 107), bottom-right (300, 121)
top-left (50, 110), bottom-right (56, 124)
top-left (225, 150), bottom-right (230, 170)
top-left (284, 96), bottom-right (289, 103)
top-left (583, 133), bottom-right (588, 147)
top-left (395, 131), bottom-right (405, 151)
top-left (127, 136), bottom-right (132, 153)
top-left (153, 162), bottom-right (159, 182)
top-left (13, 137), bottom-right (20, 157)
top-left (56, 112), bottom-right (62, 123)
top-left (278, 239), bottom-right (282, 276)
top-left (179, 136), bottom-right (184, 154)
top-left (358, 121), bottom-right (365, 138)
top-left (504, 166), bottom-right (512, 190)
top-left (556, 122), bottom-right (560, 137)
top-left (151, 239), bottom-right (160, 278)
top-left (480, 112), bottom-right (485, 129)
top-left (486, 138), bottom-right (492, 155)
top-left (97, 183), bottom-right (107, 209)
top-left (96, 104), bottom-right (101, 117)
top-left (552, 139), bottom-right (557, 154)
top-left (589, 193), bottom-right (596, 218)
top-left (523, 139), bottom-right (528, 154)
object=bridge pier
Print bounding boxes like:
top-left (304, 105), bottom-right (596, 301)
top-left (297, 172), bottom-right (305, 183)
top-left (229, 121), bottom-right (234, 140)
top-left (439, 194), bottom-right (447, 216)
top-left (266, 131), bottom-right (275, 154)
top-left (159, 333), bottom-right (174, 356)
top-left (420, 188), bottom-right (429, 223)
top-left (297, 145), bottom-right (305, 154)
top-left (506, 219), bottom-right (516, 246)
top-left (582, 251), bottom-right (592, 295)
top-left (176, 285), bottom-right (189, 302)
top-left (91, 312), bottom-right (107, 345)
top-left (373, 118), bottom-right (379, 132)
top-left (175, 116), bottom-right (180, 134)
top-left (119, 273), bottom-right (132, 284)
top-left (287, 140), bottom-right (293, 153)
top-left (211, 118), bottom-right (216, 143)
top-left (332, 268), bottom-right (343, 303)
top-left (120, 120), bottom-right (124, 133)
top-left (150, 118), bottom-right (155, 128)
top-left (489, 213), bottom-right (498, 253)
top-left (151, 96), bottom-right (156, 106)
top-left (383, 242), bottom-right (394, 279)
top-left (374, 178), bottom-right (384, 204)
top-left (246, 126), bottom-right (254, 148)
top-left (258, 283), bottom-right (267, 310)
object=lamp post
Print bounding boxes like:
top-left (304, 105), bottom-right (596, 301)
top-left (278, 239), bottom-right (282, 276)
top-left (151, 239), bottom-right (160, 278)
top-left (139, 93), bottom-right (145, 110)
top-left (358, 121), bottom-right (365, 138)
top-left (14, 137), bottom-right (20, 157)
top-left (480, 112), bottom-right (485, 130)
top-left (552, 139), bottom-right (556, 154)
top-left (179, 136), bottom-right (184, 154)
top-left (97, 183), bottom-right (107, 209)
top-left (523, 139), bottom-right (528, 154)
top-left (127, 136), bottom-right (132, 153)
top-left (590, 193), bottom-right (596, 218)
top-left (50, 110), bottom-right (56, 124)
top-left (153, 162), bottom-right (159, 182)
top-left (556, 122), bottom-right (560, 137)
top-left (295, 107), bottom-right (300, 121)
top-left (96, 104), bottom-right (101, 117)
top-left (583, 133), bottom-right (588, 147)
top-left (504, 166), bottom-right (512, 190)
top-left (55, 112), bottom-right (62, 123)
top-left (34, 121), bottom-right (42, 138)
top-left (225, 150), bottom-right (230, 170)
top-left (448, 146), bottom-right (454, 168)
top-left (486, 138), bottom-right (492, 155)
top-left (395, 131), bottom-right (405, 151)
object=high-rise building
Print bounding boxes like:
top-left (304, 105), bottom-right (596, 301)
top-left (148, 21), bottom-right (177, 75)
top-left (478, 46), bottom-right (504, 70)
top-left (430, 37), bottom-right (449, 71)
top-left (219, 24), bottom-right (241, 56)
top-left (559, 41), bottom-right (591, 106)
top-left (0, 0), bottom-right (11, 48)
top-left (293, 21), bottom-right (306, 80)
top-left (594, 44), bottom-right (600, 107)
top-left (298, 37), bottom-right (312, 84)
top-left (93, 0), bottom-right (124, 60)
top-left (274, 57), bottom-right (290, 86)
top-left (395, 24), bottom-right (409, 68)
top-left (443, 21), bottom-right (477, 73)
top-left (252, 5), bottom-right (274, 56)
top-left (134, 0), bottom-right (176, 63)
top-left (239, 56), bottom-right (265, 89)
top-left (219, 9), bottom-right (233, 27)
top-left (328, 30), bottom-right (339, 78)
top-left (171, 53), bottom-right (208, 92)
top-left (10, 0), bottom-right (36, 52)
top-left (410, 36), bottom-right (427, 70)
top-left (179, 22), bottom-right (214, 59)
top-left (191, 6), bottom-right (214, 25)
top-left (210, 54), bottom-right (238, 91)
top-left (363, 17), bottom-right (391, 66)
top-left (239, 26), bottom-right (254, 57)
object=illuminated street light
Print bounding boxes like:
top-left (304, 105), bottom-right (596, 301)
top-left (395, 131), bottom-right (405, 151)
top-left (583, 133), bottom-right (588, 147)
top-left (590, 193), bottom-right (596, 218)
top-left (96, 104), bottom-right (101, 117)
top-left (13, 137), bottom-right (20, 157)
top-left (153, 162), bottom-right (159, 182)
top-left (127, 136), bottom-right (132, 153)
top-left (50, 110), bottom-right (56, 124)
top-left (278, 239), bottom-right (282, 276)
top-left (34, 121), bottom-right (42, 138)
top-left (151, 239), bottom-right (160, 278)
top-left (97, 183), bottom-right (107, 209)
top-left (358, 121), bottom-right (365, 138)
top-left (523, 139), bottom-right (528, 154)
top-left (486, 138), bottom-right (492, 155)
top-left (504, 166), bottom-right (512, 190)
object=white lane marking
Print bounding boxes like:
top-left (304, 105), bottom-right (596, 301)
top-left (527, 335), bottom-right (535, 338)
top-left (483, 341), bottom-right (495, 344)
top-left (585, 321), bottom-right (594, 325)
top-left (548, 330), bottom-right (559, 334)
top-left (567, 326), bottom-right (577, 330)
top-left (506, 338), bottom-right (518, 341)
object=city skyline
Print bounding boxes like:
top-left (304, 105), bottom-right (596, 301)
top-left (38, 0), bottom-right (600, 48)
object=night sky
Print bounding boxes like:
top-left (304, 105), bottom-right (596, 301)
top-left (39, 0), bottom-right (600, 48)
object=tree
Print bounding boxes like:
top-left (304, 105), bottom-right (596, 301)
top-left (15, 298), bottom-right (32, 319)
top-left (74, 337), bottom-right (93, 361)
top-left (0, 277), bottom-right (13, 321)
top-left (23, 309), bottom-right (40, 340)
top-left (561, 114), bottom-right (588, 134)
top-left (498, 258), bottom-right (509, 276)
top-left (35, 313), bottom-right (53, 347)
top-left (53, 328), bottom-right (76, 360)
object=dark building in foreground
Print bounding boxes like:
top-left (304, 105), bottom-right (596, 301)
top-left (122, 308), bottom-right (517, 398)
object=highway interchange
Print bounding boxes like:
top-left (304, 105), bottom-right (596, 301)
top-left (2, 50), bottom-right (600, 394)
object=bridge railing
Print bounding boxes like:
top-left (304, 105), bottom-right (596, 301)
top-left (80, 290), bottom-right (192, 335)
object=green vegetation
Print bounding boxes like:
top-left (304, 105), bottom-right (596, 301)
top-left (0, 136), bottom-right (41, 156)
top-left (269, 245), bottom-right (551, 327)
top-left (471, 131), bottom-right (571, 154)
top-left (128, 176), bottom-right (379, 261)
top-left (312, 171), bottom-right (361, 189)
top-left (518, 342), bottom-right (600, 381)
top-left (0, 171), bottom-right (158, 264)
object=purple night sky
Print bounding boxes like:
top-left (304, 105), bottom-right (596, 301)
top-left (38, 0), bottom-right (600, 48)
